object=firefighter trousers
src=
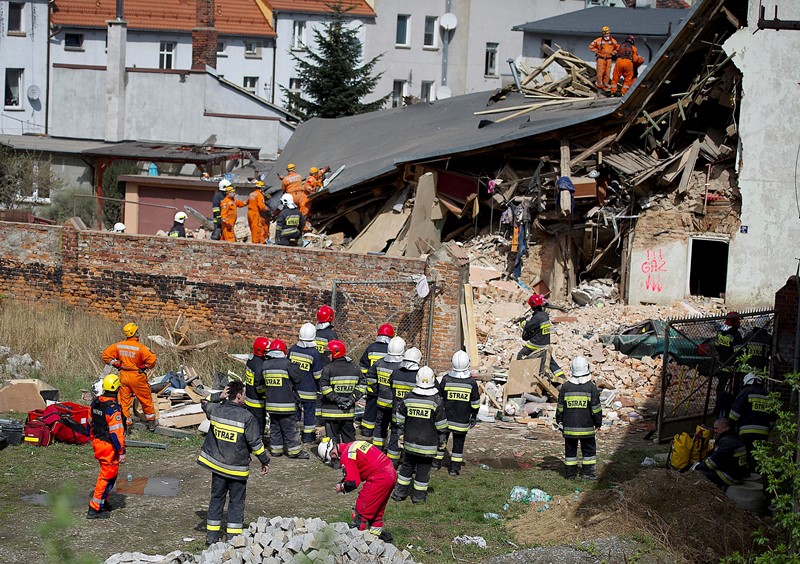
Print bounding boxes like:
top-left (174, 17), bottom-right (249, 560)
top-left (564, 436), bottom-right (597, 478)
top-left (90, 439), bottom-right (119, 511)
top-left (295, 399), bottom-right (317, 444)
top-left (269, 412), bottom-right (302, 456)
top-left (394, 452), bottom-right (433, 502)
top-left (361, 394), bottom-right (378, 438)
top-left (353, 464), bottom-right (397, 535)
top-left (118, 369), bottom-right (156, 427)
top-left (324, 418), bottom-right (356, 444)
top-left (386, 423), bottom-right (402, 465)
top-left (595, 57), bottom-right (613, 90)
top-left (373, 407), bottom-right (392, 449)
top-left (610, 58), bottom-right (635, 94)
top-left (246, 405), bottom-right (267, 437)
top-left (207, 473), bottom-right (247, 543)
top-left (435, 430), bottom-right (467, 467)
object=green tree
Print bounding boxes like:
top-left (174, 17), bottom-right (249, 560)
top-left (0, 146), bottom-right (65, 209)
top-left (281, 2), bottom-right (389, 119)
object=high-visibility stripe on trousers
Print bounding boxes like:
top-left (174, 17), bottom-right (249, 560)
top-left (118, 370), bottom-right (156, 425)
top-left (90, 439), bottom-right (119, 511)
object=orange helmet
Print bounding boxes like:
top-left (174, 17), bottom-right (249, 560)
top-left (317, 305), bottom-right (335, 324)
top-left (253, 337), bottom-right (270, 357)
top-left (269, 339), bottom-right (288, 354)
top-left (528, 294), bottom-right (546, 308)
top-left (378, 324), bottom-right (395, 338)
top-left (327, 340), bottom-right (346, 359)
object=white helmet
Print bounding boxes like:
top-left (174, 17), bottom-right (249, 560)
top-left (317, 437), bottom-right (336, 463)
top-left (415, 366), bottom-right (436, 389)
top-left (403, 347), bottom-right (422, 365)
top-left (280, 193), bottom-right (295, 209)
top-left (219, 179), bottom-right (232, 191)
top-left (743, 372), bottom-right (761, 386)
top-left (174, 211), bottom-right (187, 224)
top-left (388, 336), bottom-right (406, 357)
top-left (113, 222), bottom-right (126, 233)
top-left (571, 356), bottom-right (590, 377)
top-left (452, 350), bottom-right (470, 372)
top-left (299, 322), bottom-right (316, 341)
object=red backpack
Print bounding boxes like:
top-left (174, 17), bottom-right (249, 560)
top-left (27, 402), bottom-right (91, 445)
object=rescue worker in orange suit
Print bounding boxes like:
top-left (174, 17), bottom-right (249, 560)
top-left (610, 35), bottom-right (644, 96)
top-left (318, 437), bottom-right (397, 542)
top-left (220, 184), bottom-right (246, 242)
top-left (211, 179), bottom-right (230, 240)
top-left (87, 374), bottom-right (126, 519)
top-left (101, 323), bottom-right (158, 431)
top-left (589, 26), bottom-right (619, 94)
top-left (246, 181), bottom-right (270, 244)
top-left (301, 166), bottom-right (329, 225)
top-left (280, 163), bottom-right (306, 212)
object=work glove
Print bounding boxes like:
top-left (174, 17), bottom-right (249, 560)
top-left (111, 360), bottom-right (122, 369)
top-left (341, 398), bottom-right (355, 411)
top-left (468, 415), bottom-right (477, 429)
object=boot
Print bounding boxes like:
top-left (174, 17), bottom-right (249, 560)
top-left (101, 500), bottom-right (113, 512)
top-left (411, 491), bottom-right (428, 504)
top-left (146, 420), bottom-right (159, 432)
top-left (582, 467), bottom-right (597, 481)
top-left (86, 507), bottom-right (110, 520)
top-left (289, 450), bottom-right (310, 460)
top-left (448, 462), bottom-right (461, 477)
top-left (431, 459), bottom-right (441, 471)
top-left (391, 485), bottom-right (408, 502)
top-left (205, 535), bottom-right (221, 547)
top-left (378, 530), bottom-right (393, 543)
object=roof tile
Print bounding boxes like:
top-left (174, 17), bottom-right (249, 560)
top-left (265, 0), bottom-right (375, 17)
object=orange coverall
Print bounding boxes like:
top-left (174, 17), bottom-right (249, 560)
top-left (101, 337), bottom-right (157, 426)
top-left (220, 194), bottom-right (247, 242)
top-left (611, 43), bottom-right (644, 95)
top-left (282, 171), bottom-right (308, 217)
top-left (90, 395), bottom-right (125, 511)
top-left (589, 35), bottom-right (619, 91)
top-left (299, 174), bottom-right (322, 219)
top-left (247, 189), bottom-right (269, 244)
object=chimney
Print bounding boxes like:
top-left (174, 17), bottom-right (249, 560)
top-left (105, 2), bottom-right (127, 142)
top-left (192, 0), bottom-right (218, 70)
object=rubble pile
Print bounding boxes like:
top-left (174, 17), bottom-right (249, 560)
top-left (0, 347), bottom-right (44, 379)
top-left (103, 517), bottom-right (415, 564)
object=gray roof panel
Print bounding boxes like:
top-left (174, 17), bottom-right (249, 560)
top-left (512, 7), bottom-right (688, 37)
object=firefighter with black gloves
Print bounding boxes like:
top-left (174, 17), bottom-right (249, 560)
top-left (359, 324), bottom-right (394, 438)
top-left (391, 367), bottom-right (448, 504)
top-left (211, 180), bottom-right (229, 240)
top-left (742, 322), bottom-right (772, 374)
top-left (289, 323), bottom-right (325, 445)
top-left (713, 312), bottom-right (744, 416)
top-left (556, 356), bottom-right (602, 480)
top-left (372, 336), bottom-right (406, 451)
top-left (386, 347), bottom-right (421, 466)
top-left (275, 193), bottom-right (306, 246)
top-left (434, 351), bottom-right (480, 476)
top-left (87, 374), bottom-right (126, 519)
top-left (197, 381), bottom-right (269, 545)
top-left (262, 339), bottom-right (308, 459)
top-left (729, 373), bottom-right (775, 471)
top-left (319, 340), bottom-right (365, 443)
top-left (693, 418), bottom-right (749, 490)
top-left (245, 337), bottom-right (270, 436)
top-left (517, 294), bottom-right (565, 385)
top-left (314, 305), bottom-right (339, 356)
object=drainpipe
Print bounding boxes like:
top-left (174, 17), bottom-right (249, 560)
top-left (271, 13), bottom-right (278, 103)
top-left (45, 0), bottom-right (52, 134)
top-left (441, 0), bottom-right (452, 86)
top-left (507, 58), bottom-right (521, 91)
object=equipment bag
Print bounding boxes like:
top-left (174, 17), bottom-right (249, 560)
top-left (23, 419), bottom-right (53, 447)
top-left (41, 404), bottom-right (90, 445)
top-left (669, 425), bottom-right (713, 471)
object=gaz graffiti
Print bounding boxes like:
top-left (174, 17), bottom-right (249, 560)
top-left (641, 248), bottom-right (667, 293)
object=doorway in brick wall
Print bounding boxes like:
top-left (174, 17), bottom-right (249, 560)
top-left (688, 237), bottom-right (729, 299)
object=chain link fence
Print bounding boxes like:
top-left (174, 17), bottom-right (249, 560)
top-left (331, 278), bottom-right (434, 365)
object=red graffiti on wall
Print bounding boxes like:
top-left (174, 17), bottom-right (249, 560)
top-left (641, 248), bottom-right (666, 293)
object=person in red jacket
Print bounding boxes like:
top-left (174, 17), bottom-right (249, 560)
top-left (318, 438), bottom-right (396, 541)
top-left (87, 374), bottom-right (126, 519)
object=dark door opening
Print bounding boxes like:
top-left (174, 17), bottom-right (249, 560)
top-left (689, 238), bottom-right (728, 298)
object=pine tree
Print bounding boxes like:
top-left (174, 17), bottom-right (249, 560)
top-left (281, 2), bottom-right (389, 119)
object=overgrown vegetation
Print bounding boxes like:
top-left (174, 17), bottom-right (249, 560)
top-left (38, 486), bottom-right (98, 564)
top-left (0, 146), bottom-right (65, 209)
top-left (101, 160), bottom-right (139, 228)
top-left (37, 185), bottom-right (97, 226)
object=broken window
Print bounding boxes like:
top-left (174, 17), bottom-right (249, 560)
top-left (8, 3), bottom-right (23, 34)
top-left (396, 15), bottom-right (410, 47)
top-left (4, 69), bottom-right (23, 108)
top-left (485, 42), bottom-right (498, 77)
top-left (689, 238), bottom-right (729, 299)
top-left (159, 42), bottom-right (176, 69)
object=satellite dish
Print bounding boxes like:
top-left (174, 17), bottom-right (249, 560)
top-left (437, 86), bottom-right (452, 100)
top-left (440, 13), bottom-right (458, 31)
top-left (27, 85), bottom-right (41, 100)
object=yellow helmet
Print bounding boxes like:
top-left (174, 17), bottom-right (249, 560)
top-left (102, 374), bottom-right (121, 393)
top-left (287, 163), bottom-right (296, 171)
top-left (225, 185), bottom-right (236, 193)
top-left (601, 26), bottom-right (611, 34)
top-left (255, 180), bottom-right (266, 187)
top-left (123, 323), bottom-right (138, 337)
top-left (310, 167), bottom-right (319, 174)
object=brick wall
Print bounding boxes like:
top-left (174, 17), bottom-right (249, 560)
top-left (192, 0), bottom-right (218, 70)
top-left (774, 276), bottom-right (798, 388)
top-left (0, 222), bottom-right (465, 371)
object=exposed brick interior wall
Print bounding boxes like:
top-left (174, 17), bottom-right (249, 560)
top-left (774, 276), bottom-right (798, 392)
top-left (192, 0), bottom-right (218, 69)
top-left (0, 222), bottom-right (464, 371)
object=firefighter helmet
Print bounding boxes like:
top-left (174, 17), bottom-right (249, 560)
top-left (626, 35), bottom-right (635, 44)
top-left (174, 211), bottom-right (187, 224)
top-left (299, 322), bottom-right (316, 341)
top-left (378, 324), bottom-right (395, 338)
top-left (280, 193), bottom-right (295, 208)
top-left (415, 366), bottom-right (436, 389)
top-left (388, 336), bottom-right (406, 357)
top-left (317, 305), bottom-right (335, 324)
top-left (743, 372), bottom-right (762, 386)
top-left (310, 167), bottom-right (319, 174)
top-left (452, 350), bottom-right (471, 372)
top-left (601, 26), bottom-right (611, 34)
top-left (571, 356), bottom-right (590, 377)
top-left (327, 340), bottom-right (346, 359)
top-left (253, 336), bottom-right (270, 357)
top-left (113, 222), bottom-right (126, 233)
top-left (219, 179), bottom-right (232, 191)
top-left (403, 347), bottom-right (422, 365)
top-left (318, 437), bottom-right (337, 463)
top-left (225, 184), bottom-right (236, 193)
top-left (102, 374), bottom-right (121, 393)
top-left (725, 311), bottom-right (741, 327)
top-left (287, 163), bottom-right (296, 171)
top-left (269, 339), bottom-right (288, 354)
top-left (123, 323), bottom-right (139, 337)
top-left (528, 294), bottom-right (546, 308)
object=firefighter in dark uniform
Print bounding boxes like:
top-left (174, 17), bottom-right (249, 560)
top-left (244, 337), bottom-right (270, 435)
top-left (713, 312), bottom-right (744, 416)
top-left (517, 294), bottom-right (565, 385)
top-left (556, 356), bottom-right (602, 480)
top-left (742, 322), bottom-right (772, 375)
top-left (693, 418), bottom-right (749, 490)
top-left (289, 323), bottom-right (325, 445)
top-left (391, 366), bottom-right (448, 504)
top-left (729, 373), bottom-right (775, 472)
top-left (211, 180), bottom-right (229, 240)
top-left (275, 193), bottom-right (305, 246)
top-left (359, 323), bottom-right (394, 438)
top-left (386, 347), bottom-right (421, 467)
top-left (197, 381), bottom-right (269, 545)
top-left (262, 339), bottom-right (308, 459)
top-left (314, 305), bottom-right (339, 356)
top-left (371, 337), bottom-right (406, 451)
top-left (319, 340), bottom-right (365, 444)
top-left (168, 211), bottom-right (187, 238)
top-left (434, 351), bottom-right (480, 476)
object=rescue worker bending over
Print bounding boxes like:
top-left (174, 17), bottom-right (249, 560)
top-left (87, 374), bottom-right (126, 519)
top-left (517, 294), bottom-right (565, 386)
top-left (247, 181), bottom-right (270, 244)
top-left (244, 337), bottom-right (270, 435)
top-left (262, 339), bottom-right (308, 459)
top-left (211, 179), bottom-right (229, 240)
top-left (168, 211), bottom-right (187, 238)
top-left (386, 347), bottom-right (422, 466)
top-left (434, 351), bottom-right (480, 476)
top-left (610, 35), bottom-right (644, 97)
top-left (729, 373), bottom-right (775, 472)
top-left (319, 438), bottom-right (396, 541)
top-left (589, 26), bottom-right (619, 94)
top-left (275, 193), bottom-right (305, 246)
top-left (319, 340), bottom-right (365, 444)
top-left (371, 337), bottom-right (406, 451)
top-left (289, 323), bottom-right (325, 445)
top-left (556, 357), bottom-right (602, 480)
top-left (198, 381), bottom-right (270, 545)
top-left (693, 418), bottom-right (748, 490)
top-left (220, 184), bottom-right (246, 242)
top-left (101, 322), bottom-right (158, 432)
top-left (314, 305), bottom-right (339, 356)
top-left (359, 324), bottom-right (394, 439)
top-left (391, 367), bottom-right (447, 504)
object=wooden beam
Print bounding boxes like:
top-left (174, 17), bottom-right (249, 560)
top-left (493, 99), bottom-right (572, 124)
top-left (569, 133), bottom-right (616, 168)
top-left (463, 283), bottom-right (479, 367)
top-left (677, 138), bottom-right (701, 195)
top-left (560, 139), bottom-right (571, 177)
top-left (521, 49), bottom-right (561, 85)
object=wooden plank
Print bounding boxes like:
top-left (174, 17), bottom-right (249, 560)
top-left (677, 138), bottom-right (701, 195)
top-left (569, 133), bottom-right (616, 168)
top-left (521, 49), bottom-right (561, 85)
top-left (160, 412), bottom-right (206, 429)
top-left (533, 373), bottom-right (560, 399)
top-left (474, 103), bottom-right (548, 116)
top-left (560, 139), bottom-right (571, 177)
top-left (347, 194), bottom-right (411, 254)
top-left (403, 172), bottom-right (442, 258)
top-left (463, 284), bottom-right (479, 367)
top-left (460, 303), bottom-right (471, 357)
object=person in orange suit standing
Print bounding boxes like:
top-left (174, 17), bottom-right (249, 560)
top-left (610, 35), bottom-right (645, 97)
top-left (220, 184), bottom-right (246, 242)
top-left (301, 166), bottom-right (329, 226)
top-left (589, 26), bottom-right (619, 94)
top-left (247, 181), bottom-right (270, 244)
top-left (87, 374), bottom-right (126, 519)
top-left (101, 323), bottom-right (158, 432)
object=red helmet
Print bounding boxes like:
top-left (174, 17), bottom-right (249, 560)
top-left (725, 311), bottom-right (741, 328)
top-left (317, 305), bottom-right (335, 324)
top-left (252, 337), bottom-right (270, 357)
top-left (327, 340), bottom-right (346, 359)
top-left (269, 339), bottom-right (288, 354)
top-left (378, 323), bottom-right (395, 338)
top-left (528, 294), bottom-right (546, 308)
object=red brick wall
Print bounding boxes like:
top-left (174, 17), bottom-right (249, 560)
top-left (0, 222), bottom-right (464, 371)
top-left (774, 276), bottom-right (798, 388)
top-left (192, 0), bottom-right (218, 69)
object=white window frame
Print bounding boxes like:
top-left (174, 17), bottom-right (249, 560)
top-left (395, 14), bottom-right (410, 47)
top-left (287, 78), bottom-right (302, 111)
top-left (485, 42), bottom-right (499, 77)
top-left (243, 76), bottom-right (259, 94)
top-left (4, 68), bottom-right (24, 110)
top-left (292, 20), bottom-right (306, 51)
top-left (159, 42), bottom-right (176, 70)
top-left (423, 16), bottom-right (438, 49)
top-left (7, 3), bottom-right (24, 35)
top-left (391, 80), bottom-right (407, 108)
top-left (217, 42), bottom-right (226, 57)
top-left (420, 81), bottom-right (434, 102)
top-left (64, 33), bottom-right (84, 51)
top-left (244, 40), bottom-right (262, 59)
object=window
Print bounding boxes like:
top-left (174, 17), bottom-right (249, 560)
top-left (4, 69), bottom-right (23, 109)
top-left (287, 78), bottom-right (302, 111)
top-left (420, 81), bottom-right (434, 102)
top-left (395, 15), bottom-right (410, 47)
top-left (244, 41), bottom-right (261, 58)
top-left (292, 20), bottom-right (306, 50)
top-left (423, 16), bottom-right (437, 48)
top-left (64, 33), bottom-right (84, 50)
top-left (540, 38), bottom-right (552, 57)
top-left (485, 42), bottom-right (498, 77)
top-left (8, 3), bottom-right (24, 35)
top-left (217, 42), bottom-right (226, 56)
top-left (243, 76), bottom-right (258, 94)
top-left (392, 80), bottom-right (407, 108)
top-left (159, 42), bottom-right (176, 70)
